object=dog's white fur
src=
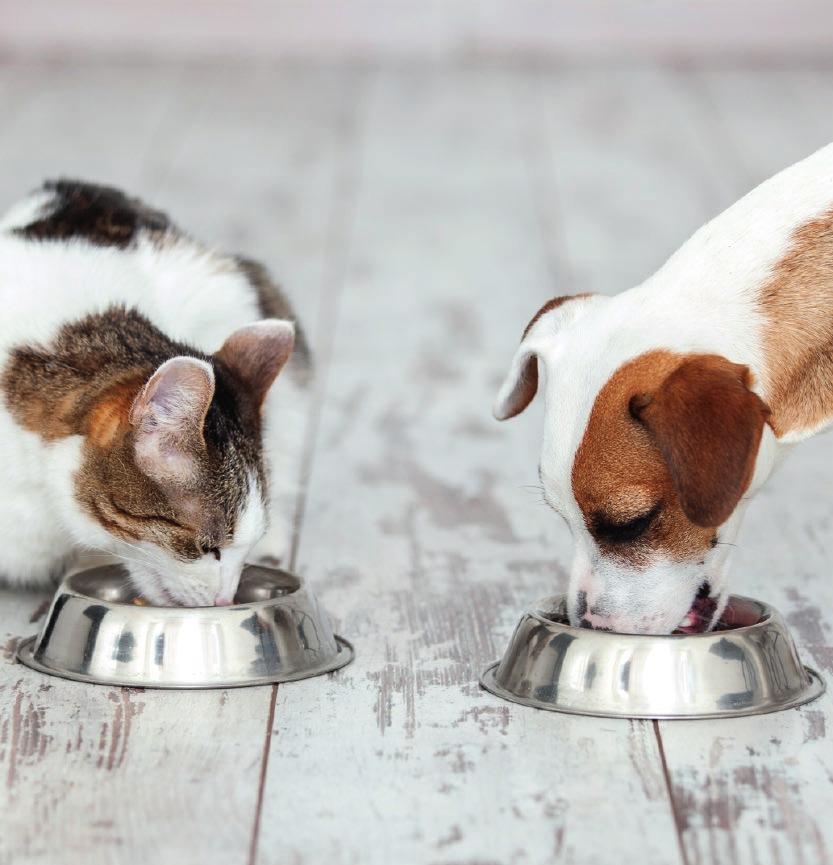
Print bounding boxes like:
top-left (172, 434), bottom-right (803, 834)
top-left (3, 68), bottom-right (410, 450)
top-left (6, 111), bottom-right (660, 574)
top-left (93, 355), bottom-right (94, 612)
top-left (0, 195), bottom-right (306, 605)
top-left (496, 143), bottom-right (833, 633)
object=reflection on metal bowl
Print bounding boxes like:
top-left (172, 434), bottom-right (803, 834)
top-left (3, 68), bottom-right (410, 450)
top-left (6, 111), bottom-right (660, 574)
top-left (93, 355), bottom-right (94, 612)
top-left (17, 564), bottom-right (353, 689)
top-left (481, 595), bottom-right (824, 719)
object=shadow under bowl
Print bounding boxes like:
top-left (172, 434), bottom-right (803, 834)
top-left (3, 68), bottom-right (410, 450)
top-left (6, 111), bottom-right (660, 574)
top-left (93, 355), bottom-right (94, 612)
top-left (481, 595), bottom-right (824, 719)
top-left (17, 564), bottom-right (353, 689)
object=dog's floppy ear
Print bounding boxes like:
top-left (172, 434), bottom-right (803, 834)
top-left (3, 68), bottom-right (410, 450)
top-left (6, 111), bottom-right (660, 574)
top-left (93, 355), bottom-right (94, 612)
top-left (629, 355), bottom-right (771, 528)
top-left (494, 294), bottom-right (595, 420)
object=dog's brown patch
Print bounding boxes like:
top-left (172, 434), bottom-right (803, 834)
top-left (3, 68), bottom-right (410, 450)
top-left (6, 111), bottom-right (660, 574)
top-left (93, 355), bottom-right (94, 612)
top-left (572, 351), bottom-right (768, 563)
top-left (760, 208), bottom-right (833, 437)
top-left (631, 355), bottom-right (769, 528)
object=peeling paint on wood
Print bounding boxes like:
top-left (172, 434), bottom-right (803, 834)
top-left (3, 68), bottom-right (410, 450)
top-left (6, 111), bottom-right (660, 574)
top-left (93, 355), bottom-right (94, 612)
top-left (658, 64), bottom-right (833, 865)
top-left (0, 62), bottom-right (360, 865)
top-left (253, 66), bottom-right (684, 865)
top-left (0, 59), bottom-right (832, 865)
top-left (4, 680), bottom-right (51, 792)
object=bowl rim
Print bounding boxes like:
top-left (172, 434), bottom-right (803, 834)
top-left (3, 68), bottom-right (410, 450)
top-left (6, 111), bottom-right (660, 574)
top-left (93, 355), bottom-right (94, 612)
top-left (481, 592), bottom-right (827, 719)
top-left (18, 565), bottom-right (355, 690)
top-left (528, 593), bottom-right (773, 639)
top-left (61, 564), bottom-right (305, 613)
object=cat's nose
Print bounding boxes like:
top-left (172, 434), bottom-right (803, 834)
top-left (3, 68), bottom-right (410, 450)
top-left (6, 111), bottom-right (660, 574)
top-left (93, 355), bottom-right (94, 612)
top-left (214, 594), bottom-right (233, 607)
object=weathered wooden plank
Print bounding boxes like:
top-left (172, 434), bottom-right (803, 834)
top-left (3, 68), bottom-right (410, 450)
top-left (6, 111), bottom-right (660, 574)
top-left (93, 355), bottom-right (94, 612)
top-left (533, 60), bottom-right (833, 864)
top-left (0, 63), bottom-right (183, 204)
top-left (0, 63), bottom-right (361, 865)
top-left (533, 62), bottom-right (739, 298)
top-left (253, 65), bottom-right (682, 865)
top-left (143, 64), bottom-right (366, 332)
top-left (658, 428), bottom-right (833, 863)
top-left (3, 59), bottom-right (829, 865)
top-left (0, 62), bottom-right (271, 865)
top-left (659, 438), bottom-right (833, 865)
top-left (691, 64), bottom-right (833, 192)
top-left (654, 64), bottom-right (833, 865)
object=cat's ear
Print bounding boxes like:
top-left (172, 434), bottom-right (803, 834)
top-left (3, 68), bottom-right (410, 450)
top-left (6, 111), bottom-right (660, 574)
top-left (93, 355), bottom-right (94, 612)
top-left (129, 357), bottom-right (215, 485)
top-left (215, 319), bottom-right (295, 407)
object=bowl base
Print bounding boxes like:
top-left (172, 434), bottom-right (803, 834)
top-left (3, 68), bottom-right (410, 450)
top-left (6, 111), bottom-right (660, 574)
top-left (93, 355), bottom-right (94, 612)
top-left (16, 635), bottom-right (354, 690)
top-left (480, 662), bottom-right (825, 720)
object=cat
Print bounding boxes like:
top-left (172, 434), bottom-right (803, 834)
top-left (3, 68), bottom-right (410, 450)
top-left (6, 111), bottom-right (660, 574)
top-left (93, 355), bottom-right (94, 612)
top-left (0, 180), bottom-right (310, 606)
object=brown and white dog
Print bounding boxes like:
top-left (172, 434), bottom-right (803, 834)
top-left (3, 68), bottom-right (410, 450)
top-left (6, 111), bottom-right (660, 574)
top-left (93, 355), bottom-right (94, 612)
top-left (494, 144), bottom-right (833, 634)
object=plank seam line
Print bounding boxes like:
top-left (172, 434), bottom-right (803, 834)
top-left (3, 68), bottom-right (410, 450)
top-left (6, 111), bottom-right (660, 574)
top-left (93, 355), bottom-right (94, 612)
top-left (519, 65), bottom-right (577, 294)
top-left (653, 719), bottom-right (691, 865)
top-left (672, 64), bottom-right (753, 199)
top-left (286, 67), bottom-right (372, 570)
top-left (248, 685), bottom-right (278, 865)
top-left (247, 67), bottom-right (372, 865)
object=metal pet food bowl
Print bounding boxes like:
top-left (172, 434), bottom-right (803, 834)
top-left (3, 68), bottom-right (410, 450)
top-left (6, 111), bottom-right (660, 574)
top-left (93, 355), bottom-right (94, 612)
top-left (481, 594), bottom-right (824, 720)
top-left (17, 564), bottom-right (353, 689)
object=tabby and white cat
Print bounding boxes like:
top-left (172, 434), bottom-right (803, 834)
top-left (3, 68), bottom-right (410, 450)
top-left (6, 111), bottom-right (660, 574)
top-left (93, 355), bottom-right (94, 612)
top-left (0, 181), bottom-right (310, 605)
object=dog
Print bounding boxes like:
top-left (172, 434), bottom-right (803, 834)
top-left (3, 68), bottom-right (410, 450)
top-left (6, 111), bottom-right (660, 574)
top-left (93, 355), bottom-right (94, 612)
top-left (494, 143), bottom-right (833, 634)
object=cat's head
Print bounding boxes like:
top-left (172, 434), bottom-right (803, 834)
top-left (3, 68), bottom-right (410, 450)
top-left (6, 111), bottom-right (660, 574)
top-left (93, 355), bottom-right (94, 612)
top-left (75, 320), bottom-right (295, 606)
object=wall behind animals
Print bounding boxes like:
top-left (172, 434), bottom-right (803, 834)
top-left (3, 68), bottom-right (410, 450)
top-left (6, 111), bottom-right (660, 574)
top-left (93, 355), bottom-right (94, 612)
top-left (1, 0), bottom-right (833, 61)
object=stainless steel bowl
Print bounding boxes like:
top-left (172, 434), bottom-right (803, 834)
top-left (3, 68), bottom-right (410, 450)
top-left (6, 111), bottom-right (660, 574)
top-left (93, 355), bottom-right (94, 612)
top-left (16, 564), bottom-right (353, 689)
top-left (481, 594), bottom-right (824, 719)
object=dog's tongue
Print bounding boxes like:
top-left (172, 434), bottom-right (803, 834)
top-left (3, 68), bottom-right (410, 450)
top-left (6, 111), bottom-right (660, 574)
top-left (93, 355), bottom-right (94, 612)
top-left (674, 586), bottom-right (718, 635)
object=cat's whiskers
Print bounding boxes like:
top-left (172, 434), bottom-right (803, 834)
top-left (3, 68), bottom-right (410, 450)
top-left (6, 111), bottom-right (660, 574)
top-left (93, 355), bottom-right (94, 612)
top-left (113, 537), bottom-right (160, 565)
top-left (78, 544), bottom-right (148, 571)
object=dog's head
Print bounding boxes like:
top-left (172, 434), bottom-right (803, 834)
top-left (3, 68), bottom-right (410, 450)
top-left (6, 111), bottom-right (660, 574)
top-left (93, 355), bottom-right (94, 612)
top-left (495, 294), bottom-right (772, 634)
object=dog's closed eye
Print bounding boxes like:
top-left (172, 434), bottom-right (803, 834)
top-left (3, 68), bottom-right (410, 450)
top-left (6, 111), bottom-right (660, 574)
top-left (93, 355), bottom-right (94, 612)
top-left (592, 503), bottom-right (661, 544)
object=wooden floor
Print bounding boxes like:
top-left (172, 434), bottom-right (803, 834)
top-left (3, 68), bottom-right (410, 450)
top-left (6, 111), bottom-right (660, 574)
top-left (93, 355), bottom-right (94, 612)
top-left (1, 60), bottom-right (833, 865)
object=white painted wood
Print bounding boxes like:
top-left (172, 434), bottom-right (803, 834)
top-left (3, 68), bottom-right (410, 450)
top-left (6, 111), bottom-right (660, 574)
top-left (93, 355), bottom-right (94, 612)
top-left (650, 66), bottom-right (833, 865)
top-left (140, 64), bottom-right (367, 338)
top-left (535, 62), bottom-right (741, 298)
top-left (0, 64), bottom-right (182, 204)
top-left (253, 66), bottom-right (682, 865)
top-left (660, 437), bottom-right (833, 865)
top-left (1, 60), bottom-right (831, 865)
top-left (0, 63), bottom-right (362, 865)
top-left (0, 64), bottom-right (269, 865)
top-left (660, 455), bottom-right (833, 865)
top-left (691, 65), bottom-right (833, 192)
top-left (2, 1), bottom-right (833, 60)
